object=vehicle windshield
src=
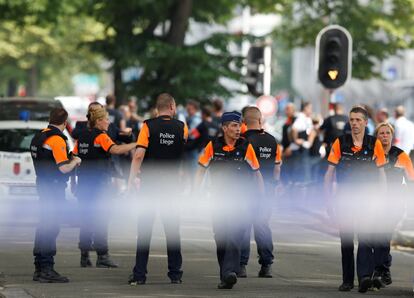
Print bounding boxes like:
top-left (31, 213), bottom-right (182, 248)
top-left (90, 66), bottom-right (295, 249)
top-left (0, 101), bottom-right (62, 121)
top-left (0, 129), bottom-right (38, 152)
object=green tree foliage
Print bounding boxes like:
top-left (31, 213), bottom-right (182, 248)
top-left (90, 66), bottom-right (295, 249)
top-left (0, 0), bottom-right (102, 96)
top-left (277, 0), bottom-right (414, 79)
top-left (2, 0), bottom-right (413, 100)
top-left (86, 0), bottom-right (279, 105)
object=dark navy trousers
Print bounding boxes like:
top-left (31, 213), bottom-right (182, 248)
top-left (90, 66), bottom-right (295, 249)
top-left (33, 179), bottom-right (66, 269)
top-left (240, 195), bottom-right (274, 267)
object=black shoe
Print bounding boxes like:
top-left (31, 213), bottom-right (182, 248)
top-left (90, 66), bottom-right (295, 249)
top-left (33, 269), bottom-right (40, 281)
top-left (258, 265), bottom-right (272, 278)
top-left (372, 272), bottom-right (385, 289)
top-left (358, 277), bottom-right (372, 293)
top-left (171, 278), bottom-right (182, 284)
top-left (381, 270), bottom-right (392, 286)
top-left (217, 272), bottom-right (237, 289)
top-left (33, 262), bottom-right (41, 281)
top-left (237, 265), bottom-right (247, 278)
top-left (96, 254), bottom-right (118, 268)
top-left (80, 251), bottom-right (92, 268)
top-left (37, 268), bottom-right (69, 283)
top-left (128, 275), bottom-right (146, 285)
top-left (338, 283), bottom-right (354, 291)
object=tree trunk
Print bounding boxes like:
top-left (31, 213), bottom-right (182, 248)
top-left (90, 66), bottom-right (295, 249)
top-left (166, 0), bottom-right (193, 46)
top-left (6, 78), bottom-right (17, 97)
top-left (26, 66), bottom-right (38, 97)
top-left (113, 62), bottom-right (124, 105)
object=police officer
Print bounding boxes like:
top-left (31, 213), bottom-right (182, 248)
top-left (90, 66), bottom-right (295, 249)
top-left (195, 111), bottom-right (264, 289)
top-left (74, 107), bottom-right (136, 268)
top-left (128, 93), bottom-right (188, 285)
top-left (30, 108), bottom-right (81, 283)
top-left (238, 106), bottom-right (281, 278)
top-left (320, 103), bottom-right (348, 155)
top-left (72, 102), bottom-right (134, 146)
top-left (185, 106), bottom-right (220, 152)
top-left (324, 105), bottom-right (387, 293)
top-left (281, 103), bottom-right (296, 184)
top-left (374, 122), bottom-right (414, 286)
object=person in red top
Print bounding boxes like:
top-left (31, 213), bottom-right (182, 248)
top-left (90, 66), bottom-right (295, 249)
top-left (374, 122), bottom-right (414, 286)
top-left (195, 111), bottom-right (264, 290)
top-left (73, 107), bottom-right (136, 269)
top-left (324, 105), bottom-right (387, 293)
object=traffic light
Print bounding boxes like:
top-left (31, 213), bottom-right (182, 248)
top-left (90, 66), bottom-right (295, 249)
top-left (316, 25), bottom-right (352, 89)
top-left (244, 45), bottom-right (271, 96)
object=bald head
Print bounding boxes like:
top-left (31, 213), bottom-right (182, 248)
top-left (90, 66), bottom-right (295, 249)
top-left (243, 106), bottom-right (262, 129)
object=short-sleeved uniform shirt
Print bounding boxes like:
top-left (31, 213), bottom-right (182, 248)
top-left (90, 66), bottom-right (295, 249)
top-left (73, 132), bottom-right (115, 155)
top-left (136, 121), bottom-right (189, 150)
top-left (42, 130), bottom-right (70, 166)
top-left (198, 140), bottom-right (260, 171)
top-left (327, 138), bottom-right (386, 167)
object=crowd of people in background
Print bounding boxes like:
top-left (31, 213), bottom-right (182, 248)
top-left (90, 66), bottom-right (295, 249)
top-left (280, 101), bottom-right (414, 186)
top-left (90, 94), bottom-right (414, 190)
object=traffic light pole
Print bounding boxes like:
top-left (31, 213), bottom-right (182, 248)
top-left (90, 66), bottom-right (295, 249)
top-left (320, 88), bottom-right (333, 117)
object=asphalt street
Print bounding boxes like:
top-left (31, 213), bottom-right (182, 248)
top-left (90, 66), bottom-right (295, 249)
top-left (0, 187), bottom-right (413, 298)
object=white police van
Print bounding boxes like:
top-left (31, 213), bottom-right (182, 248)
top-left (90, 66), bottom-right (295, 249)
top-left (0, 120), bottom-right (74, 200)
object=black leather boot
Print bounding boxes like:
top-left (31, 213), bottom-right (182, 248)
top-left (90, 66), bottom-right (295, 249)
top-left (33, 261), bottom-right (41, 281)
top-left (96, 254), bottom-right (118, 268)
top-left (37, 267), bottom-right (69, 283)
top-left (80, 251), bottom-right (92, 268)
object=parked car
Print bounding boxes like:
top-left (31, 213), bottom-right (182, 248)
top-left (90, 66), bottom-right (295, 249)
top-left (0, 120), bottom-right (73, 200)
top-left (0, 97), bottom-right (73, 133)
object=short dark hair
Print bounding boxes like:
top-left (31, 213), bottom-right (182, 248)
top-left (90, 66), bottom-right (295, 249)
top-left (201, 106), bottom-right (212, 118)
top-left (49, 108), bottom-right (68, 125)
top-left (186, 99), bottom-right (200, 110)
top-left (301, 101), bottom-right (311, 111)
top-left (212, 98), bottom-right (223, 112)
top-left (349, 105), bottom-right (368, 120)
top-left (106, 94), bottom-right (116, 106)
top-left (156, 93), bottom-right (175, 111)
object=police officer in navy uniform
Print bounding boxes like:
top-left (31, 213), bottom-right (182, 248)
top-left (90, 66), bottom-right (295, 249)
top-left (238, 106), bottom-right (281, 278)
top-left (74, 107), bottom-right (136, 268)
top-left (72, 102), bottom-right (133, 144)
top-left (195, 111), bottom-right (264, 289)
top-left (186, 106), bottom-right (220, 153)
top-left (30, 108), bottom-right (81, 283)
top-left (325, 106), bottom-right (387, 293)
top-left (320, 103), bottom-right (348, 155)
top-left (374, 122), bottom-right (414, 286)
top-left (128, 93), bottom-right (188, 285)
